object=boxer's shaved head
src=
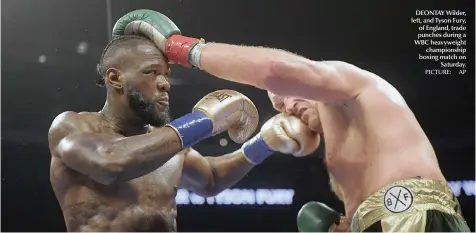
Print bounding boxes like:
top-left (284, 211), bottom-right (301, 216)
top-left (96, 35), bottom-right (164, 86)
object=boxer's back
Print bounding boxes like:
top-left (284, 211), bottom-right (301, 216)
top-left (49, 112), bottom-right (183, 231)
top-left (319, 77), bottom-right (445, 216)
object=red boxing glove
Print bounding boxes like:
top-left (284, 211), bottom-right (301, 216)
top-left (165, 35), bottom-right (204, 67)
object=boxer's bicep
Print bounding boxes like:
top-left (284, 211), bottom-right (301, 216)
top-left (310, 61), bottom-right (373, 101)
top-left (266, 60), bottom-right (371, 103)
top-left (49, 112), bottom-right (121, 184)
top-left (180, 149), bottom-right (253, 197)
top-left (57, 133), bottom-right (117, 170)
top-left (179, 148), bottom-right (216, 196)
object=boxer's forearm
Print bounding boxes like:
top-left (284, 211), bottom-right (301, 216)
top-left (203, 150), bottom-right (254, 195)
top-left (199, 43), bottom-right (361, 102)
top-left (107, 127), bottom-right (183, 183)
top-left (60, 127), bottom-right (182, 185)
top-left (199, 43), bottom-right (305, 90)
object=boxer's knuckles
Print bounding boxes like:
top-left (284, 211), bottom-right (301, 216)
top-left (259, 115), bottom-right (298, 154)
top-left (112, 9), bottom-right (181, 52)
top-left (227, 95), bottom-right (260, 143)
top-left (261, 114), bottom-right (319, 156)
top-left (281, 115), bottom-right (320, 157)
top-left (193, 90), bottom-right (259, 143)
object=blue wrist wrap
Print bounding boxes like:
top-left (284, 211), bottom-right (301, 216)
top-left (168, 111), bottom-right (213, 149)
top-left (242, 134), bottom-right (274, 165)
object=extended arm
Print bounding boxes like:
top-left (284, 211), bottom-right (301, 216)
top-left (179, 113), bottom-right (321, 197)
top-left (112, 10), bottom-right (372, 103)
top-left (49, 112), bottom-right (182, 185)
top-left (179, 148), bottom-right (254, 197)
top-left (197, 43), bottom-right (372, 102)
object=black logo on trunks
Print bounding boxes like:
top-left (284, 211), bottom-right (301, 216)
top-left (383, 185), bottom-right (413, 213)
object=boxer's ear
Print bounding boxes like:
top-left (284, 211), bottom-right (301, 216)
top-left (267, 91), bottom-right (275, 100)
top-left (267, 91), bottom-right (284, 111)
top-left (105, 68), bottom-right (124, 91)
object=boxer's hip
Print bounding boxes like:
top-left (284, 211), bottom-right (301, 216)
top-left (350, 177), bottom-right (470, 232)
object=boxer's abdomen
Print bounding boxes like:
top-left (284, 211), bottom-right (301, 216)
top-left (64, 200), bottom-right (177, 232)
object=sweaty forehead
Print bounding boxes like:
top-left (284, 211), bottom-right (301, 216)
top-left (115, 42), bottom-right (167, 69)
top-left (136, 43), bottom-right (161, 56)
top-left (134, 43), bottom-right (166, 61)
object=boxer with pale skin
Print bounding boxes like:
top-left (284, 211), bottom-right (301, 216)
top-left (195, 46), bottom-right (468, 232)
top-left (195, 44), bottom-right (446, 215)
top-left (114, 9), bottom-right (470, 231)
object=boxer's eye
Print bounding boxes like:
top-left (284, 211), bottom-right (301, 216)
top-left (143, 70), bottom-right (157, 75)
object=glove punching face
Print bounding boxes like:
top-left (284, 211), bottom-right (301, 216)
top-left (267, 91), bottom-right (322, 133)
top-left (261, 113), bottom-right (320, 157)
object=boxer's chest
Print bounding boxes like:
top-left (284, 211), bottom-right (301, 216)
top-left (318, 105), bottom-right (364, 166)
top-left (127, 154), bottom-right (185, 205)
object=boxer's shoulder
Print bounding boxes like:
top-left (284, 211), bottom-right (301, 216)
top-left (49, 111), bottom-right (107, 139)
top-left (358, 77), bottom-right (407, 108)
top-left (50, 111), bottom-right (97, 129)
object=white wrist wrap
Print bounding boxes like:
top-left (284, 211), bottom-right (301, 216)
top-left (189, 43), bottom-right (207, 69)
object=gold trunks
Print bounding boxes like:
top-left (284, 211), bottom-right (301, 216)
top-left (351, 177), bottom-right (462, 232)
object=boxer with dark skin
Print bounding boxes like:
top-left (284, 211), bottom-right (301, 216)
top-left (48, 36), bottom-right (256, 232)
